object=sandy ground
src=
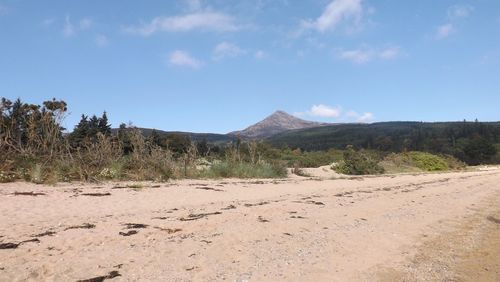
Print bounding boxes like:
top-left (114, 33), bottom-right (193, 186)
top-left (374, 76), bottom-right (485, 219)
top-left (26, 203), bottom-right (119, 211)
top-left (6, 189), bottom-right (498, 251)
top-left (1, 168), bottom-right (500, 281)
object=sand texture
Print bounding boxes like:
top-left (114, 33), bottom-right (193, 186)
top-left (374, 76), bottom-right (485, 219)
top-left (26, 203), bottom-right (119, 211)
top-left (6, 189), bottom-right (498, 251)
top-left (1, 168), bottom-right (500, 281)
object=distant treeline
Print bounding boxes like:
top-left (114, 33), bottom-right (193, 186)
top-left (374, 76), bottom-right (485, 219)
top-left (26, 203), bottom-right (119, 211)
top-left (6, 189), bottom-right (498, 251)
top-left (268, 121), bottom-right (500, 165)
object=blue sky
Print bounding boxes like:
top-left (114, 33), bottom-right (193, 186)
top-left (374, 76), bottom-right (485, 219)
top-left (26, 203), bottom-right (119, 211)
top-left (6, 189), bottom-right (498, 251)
top-left (1, 0), bottom-right (499, 133)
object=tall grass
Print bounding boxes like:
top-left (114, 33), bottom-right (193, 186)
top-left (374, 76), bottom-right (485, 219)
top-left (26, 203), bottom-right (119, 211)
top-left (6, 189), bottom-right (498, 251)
top-left (200, 161), bottom-right (287, 179)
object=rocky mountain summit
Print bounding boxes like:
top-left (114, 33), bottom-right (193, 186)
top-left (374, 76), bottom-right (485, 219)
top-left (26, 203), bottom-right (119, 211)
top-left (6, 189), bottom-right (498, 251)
top-left (229, 110), bottom-right (327, 139)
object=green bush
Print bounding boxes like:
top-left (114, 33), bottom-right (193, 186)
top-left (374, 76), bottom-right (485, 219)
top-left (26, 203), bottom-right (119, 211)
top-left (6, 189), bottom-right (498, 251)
top-left (407, 151), bottom-right (449, 171)
top-left (381, 151), bottom-right (463, 173)
top-left (333, 146), bottom-right (384, 175)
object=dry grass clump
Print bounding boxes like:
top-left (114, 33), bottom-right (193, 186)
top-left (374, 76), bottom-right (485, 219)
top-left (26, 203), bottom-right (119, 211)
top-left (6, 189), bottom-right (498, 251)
top-left (200, 161), bottom-right (286, 179)
top-left (291, 164), bottom-right (311, 177)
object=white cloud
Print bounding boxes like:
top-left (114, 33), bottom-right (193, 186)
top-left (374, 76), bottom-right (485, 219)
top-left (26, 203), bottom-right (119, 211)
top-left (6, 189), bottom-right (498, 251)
top-left (436, 23), bottom-right (454, 39)
top-left (339, 48), bottom-right (373, 63)
top-left (310, 104), bottom-right (342, 118)
top-left (378, 46), bottom-right (401, 60)
top-left (298, 105), bottom-right (375, 122)
top-left (62, 16), bottom-right (75, 37)
top-left (125, 12), bottom-right (238, 36)
top-left (212, 42), bottom-right (246, 60)
top-left (301, 0), bottom-right (363, 33)
top-left (347, 111), bottom-right (374, 122)
top-left (447, 5), bottom-right (474, 20)
top-left (168, 50), bottom-right (203, 69)
top-left (254, 50), bottom-right (267, 60)
top-left (95, 34), bottom-right (109, 47)
top-left (338, 46), bottom-right (401, 64)
top-left (79, 18), bottom-right (93, 30)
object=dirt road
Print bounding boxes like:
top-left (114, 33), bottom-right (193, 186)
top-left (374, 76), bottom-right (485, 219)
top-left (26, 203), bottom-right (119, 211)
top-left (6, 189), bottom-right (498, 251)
top-left (1, 168), bottom-right (499, 281)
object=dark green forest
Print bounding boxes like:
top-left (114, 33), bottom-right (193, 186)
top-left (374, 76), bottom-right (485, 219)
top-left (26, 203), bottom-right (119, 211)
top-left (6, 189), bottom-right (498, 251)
top-left (268, 122), bottom-right (500, 165)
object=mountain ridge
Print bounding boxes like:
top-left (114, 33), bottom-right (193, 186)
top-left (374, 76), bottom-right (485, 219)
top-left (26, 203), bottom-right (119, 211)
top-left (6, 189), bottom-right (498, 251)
top-left (228, 110), bottom-right (329, 139)
top-left (110, 128), bottom-right (234, 143)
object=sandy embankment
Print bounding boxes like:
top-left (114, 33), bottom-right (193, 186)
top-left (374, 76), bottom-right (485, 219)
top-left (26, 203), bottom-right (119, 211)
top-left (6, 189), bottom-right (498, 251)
top-left (1, 168), bottom-right (499, 281)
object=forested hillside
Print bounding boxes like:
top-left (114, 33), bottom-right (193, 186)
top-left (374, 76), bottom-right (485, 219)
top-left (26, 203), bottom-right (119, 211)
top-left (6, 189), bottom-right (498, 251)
top-left (268, 121), bottom-right (500, 165)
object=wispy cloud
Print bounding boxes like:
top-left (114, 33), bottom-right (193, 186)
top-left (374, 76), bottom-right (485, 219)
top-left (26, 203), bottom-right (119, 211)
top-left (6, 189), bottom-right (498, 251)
top-left (447, 5), bottom-right (474, 20)
top-left (338, 46), bottom-right (402, 64)
top-left (125, 12), bottom-right (239, 36)
top-left (435, 5), bottom-right (473, 40)
top-left (378, 46), bottom-right (401, 60)
top-left (254, 50), bottom-right (267, 60)
top-left (62, 16), bottom-right (75, 37)
top-left (346, 111), bottom-right (374, 122)
top-left (95, 34), bottom-right (109, 47)
top-left (300, 0), bottom-right (363, 33)
top-left (168, 50), bottom-right (203, 69)
top-left (79, 18), bottom-right (93, 30)
top-left (62, 16), bottom-right (93, 37)
top-left (436, 23), bottom-right (454, 39)
top-left (339, 48), bottom-right (373, 64)
top-left (212, 42), bottom-right (246, 60)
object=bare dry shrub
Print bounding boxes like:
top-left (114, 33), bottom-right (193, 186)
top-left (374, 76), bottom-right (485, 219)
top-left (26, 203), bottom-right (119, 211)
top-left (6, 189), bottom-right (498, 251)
top-left (121, 128), bottom-right (179, 181)
top-left (57, 133), bottom-right (122, 181)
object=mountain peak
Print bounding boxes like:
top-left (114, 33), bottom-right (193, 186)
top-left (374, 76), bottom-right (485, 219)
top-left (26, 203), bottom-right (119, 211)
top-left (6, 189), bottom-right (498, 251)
top-left (271, 110), bottom-right (289, 115)
top-left (264, 110), bottom-right (297, 121)
top-left (229, 110), bottom-right (328, 139)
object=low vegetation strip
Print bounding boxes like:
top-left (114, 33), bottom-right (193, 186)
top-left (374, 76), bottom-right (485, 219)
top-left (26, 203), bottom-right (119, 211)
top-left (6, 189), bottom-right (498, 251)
top-left (332, 147), bottom-right (466, 175)
top-left (0, 98), bottom-right (287, 183)
top-left (0, 98), bottom-right (498, 182)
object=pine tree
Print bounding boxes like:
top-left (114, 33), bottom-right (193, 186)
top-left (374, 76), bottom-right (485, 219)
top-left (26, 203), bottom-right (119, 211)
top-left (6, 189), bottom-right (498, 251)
top-left (98, 111), bottom-right (111, 136)
top-left (87, 115), bottom-right (99, 139)
top-left (69, 114), bottom-right (90, 147)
